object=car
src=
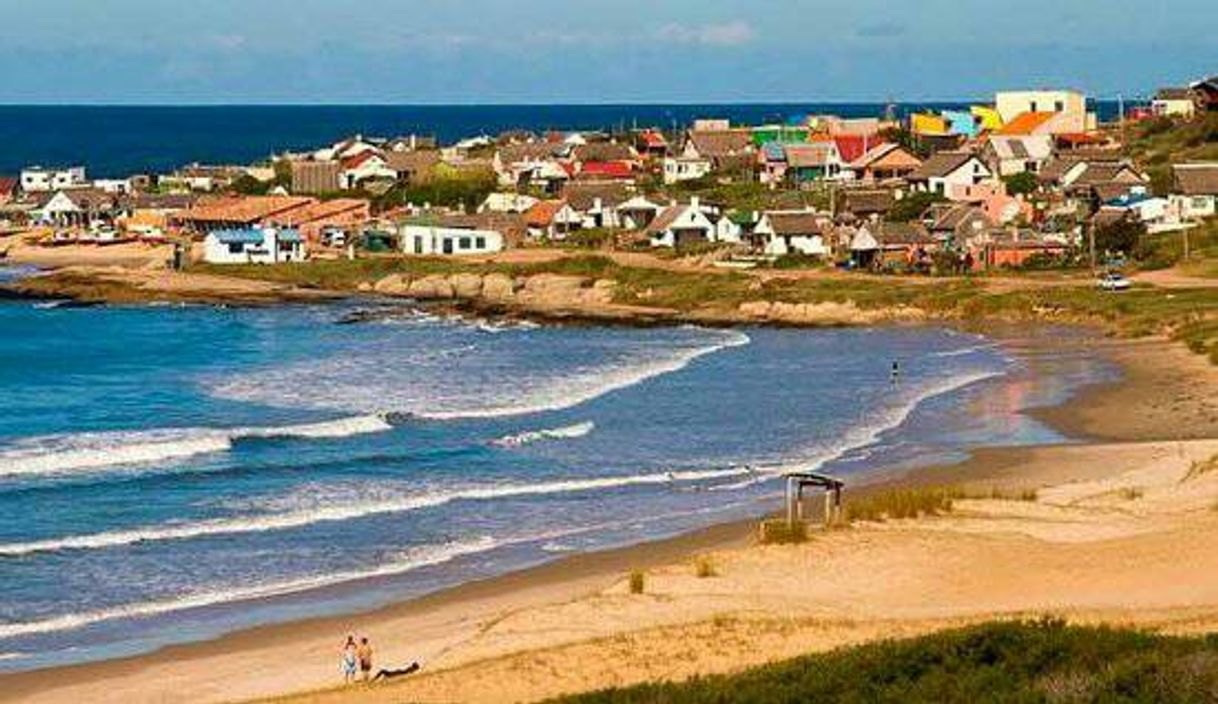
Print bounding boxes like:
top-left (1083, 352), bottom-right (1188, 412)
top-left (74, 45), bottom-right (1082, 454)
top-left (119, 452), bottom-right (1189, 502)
top-left (1097, 273), bottom-right (1132, 291)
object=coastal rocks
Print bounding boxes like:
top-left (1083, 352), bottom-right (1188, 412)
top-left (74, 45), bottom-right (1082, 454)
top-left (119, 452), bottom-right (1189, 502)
top-left (372, 274), bottom-right (408, 294)
top-left (737, 300), bottom-right (926, 326)
top-left (480, 273), bottom-right (517, 302)
top-left (357, 281), bottom-right (374, 292)
top-left (407, 275), bottom-right (455, 299)
top-left (450, 273), bottom-right (484, 299)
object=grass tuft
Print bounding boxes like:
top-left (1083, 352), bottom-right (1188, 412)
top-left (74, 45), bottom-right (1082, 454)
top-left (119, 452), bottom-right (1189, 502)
top-left (693, 556), bottom-right (717, 579)
top-left (1118, 487), bottom-right (1144, 501)
top-left (844, 487), bottom-right (958, 523)
top-left (627, 570), bottom-right (645, 595)
top-left (757, 520), bottom-right (808, 545)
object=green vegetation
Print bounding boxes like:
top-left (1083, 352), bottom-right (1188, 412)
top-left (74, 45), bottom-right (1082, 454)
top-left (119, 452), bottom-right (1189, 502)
top-left (375, 170), bottom-right (498, 211)
top-left (628, 570), bottom-right (646, 595)
top-left (757, 520), bottom-right (808, 545)
top-left (844, 487), bottom-right (958, 523)
top-left (550, 619), bottom-right (1218, 703)
top-left (663, 180), bottom-right (829, 213)
top-left (1002, 171), bottom-right (1039, 197)
top-left (1127, 113), bottom-right (1218, 170)
top-left (885, 191), bottom-right (944, 222)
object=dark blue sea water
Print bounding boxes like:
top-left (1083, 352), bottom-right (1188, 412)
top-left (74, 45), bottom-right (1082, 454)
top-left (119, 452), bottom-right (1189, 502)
top-left (0, 102), bottom-right (1123, 178)
top-left (0, 284), bottom-right (1115, 671)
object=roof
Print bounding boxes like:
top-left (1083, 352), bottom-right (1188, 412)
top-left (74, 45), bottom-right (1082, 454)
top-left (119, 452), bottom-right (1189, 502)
top-left (909, 151), bottom-right (977, 180)
top-left (873, 221), bottom-right (934, 246)
top-left (497, 143), bottom-right (565, 164)
top-left (270, 198), bottom-right (369, 226)
top-left (385, 150), bottom-right (440, 174)
top-left (1091, 182), bottom-right (1141, 203)
top-left (178, 196), bottom-right (316, 225)
top-left (645, 205), bottom-right (686, 235)
top-left (1155, 87), bottom-right (1194, 101)
top-left (831, 135), bottom-right (870, 163)
top-left (1172, 163), bottom-right (1218, 196)
top-left (561, 181), bottom-right (631, 211)
top-left (638, 130), bottom-right (668, 148)
top-left (686, 130), bottom-right (753, 158)
top-left (785, 143), bottom-right (836, 169)
top-left (996, 112), bottom-right (1057, 136)
top-left (929, 203), bottom-right (992, 232)
top-left (764, 211), bottom-right (827, 236)
top-left (1071, 163), bottom-right (1145, 188)
top-left (841, 189), bottom-right (895, 215)
top-left (0, 177), bottom-right (16, 194)
top-left (986, 135), bottom-right (1054, 161)
top-left (340, 151), bottom-right (384, 170)
top-left (524, 200), bottom-right (563, 227)
top-left (573, 142), bottom-right (636, 163)
top-left (212, 229), bottom-right (265, 244)
top-left (577, 161), bottom-right (634, 179)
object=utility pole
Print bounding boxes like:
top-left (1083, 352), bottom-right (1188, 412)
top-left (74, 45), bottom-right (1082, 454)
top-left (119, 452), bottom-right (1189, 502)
top-left (1088, 223), bottom-right (1097, 274)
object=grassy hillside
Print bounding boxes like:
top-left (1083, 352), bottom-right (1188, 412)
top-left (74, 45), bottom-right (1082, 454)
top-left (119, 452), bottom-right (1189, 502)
top-left (552, 619), bottom-right (1218, 704)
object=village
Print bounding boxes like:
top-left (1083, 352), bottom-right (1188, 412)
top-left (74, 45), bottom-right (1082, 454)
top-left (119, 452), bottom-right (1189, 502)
top-left (2, 80), bottom-right (1217, 277)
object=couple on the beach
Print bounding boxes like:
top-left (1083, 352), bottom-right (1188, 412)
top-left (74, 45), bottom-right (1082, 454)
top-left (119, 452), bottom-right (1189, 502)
top-left (341, 635), bottom-right (373, 683)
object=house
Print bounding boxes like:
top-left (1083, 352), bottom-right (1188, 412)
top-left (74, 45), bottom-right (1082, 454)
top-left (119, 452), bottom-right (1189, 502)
top-left (1170, 163), bottom-right (1218, 220)
top-left (385, 134), bottom-right (438, 152)
top-left (524, 200), bottom-right (579, 239)
top-left (573, 161), bottom-right (634, 181)
top-left (315, 135), bottom-right (383, 162)
top-left (635, 129), bottom-right (669, 159)
top-left (682, 129), bottom-right (754, 172)
top-left (757, 142), bottom-right (789, 185)
top-left (340, 152), bottom-right (396, 190)
top-left (290, 161), bottom-right (342, 195)
top-left (385, 150), bottom-right (440, 185)
top-left (614, 194), bottom-right (665, 230)
top-left (978, 231), bottom-right (1071, 270)
top-left (174, 195), bottom-right (317, 233)
top-left (33, 189), bottom-right (121, 228)
top-left (941, 109), bottom-right (981, 138)
top-left (848, 143), bottom-right (922, 182)
top-left (981, 135), bottom-right (1054, 176)
top-left (907, 151), bottom-right (993, 200)
top-left (849, 221), bottom-right (935, 269)
top-left (561, 182), bottom-right (631, 229)
top-left (784, 141), bottom-right (844, 182)
top-left (838, 189), bottom-right (896, 221)
top-left (203, 227), bottom-right (307, 264)
top-left (492, 143), bottom-right (568, 188)
top-left (399, 216), bottom-right (509, 255)
top-left (163, 164), bottom-right (247, 192)
top-left (265, 198), bottom-right (371, 243)
top-left (20, 166), bottom-right (87, 193)
top-left (994, 90), bottom-right (1093, 133)
top-left (662, 156), bottom-right (712, 185)
top-left (1190, 76), bottom-right (1218, 112)
top-left (646, 197), bottom-right (740, 248)
top-left (754, 210), bottom-right (832, 257)
top-left (1152, 87), bottom-right (1197, 119)
top-left (116, 193), bottom-right (195, 239)
top-left (571, 142), bottom-right (637, 166)
top-left (924, 203), bottom-right (994, 247)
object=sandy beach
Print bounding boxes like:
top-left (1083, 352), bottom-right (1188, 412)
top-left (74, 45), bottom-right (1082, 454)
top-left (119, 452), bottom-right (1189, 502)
top-left (0, 330), bottom-right (1215, 704)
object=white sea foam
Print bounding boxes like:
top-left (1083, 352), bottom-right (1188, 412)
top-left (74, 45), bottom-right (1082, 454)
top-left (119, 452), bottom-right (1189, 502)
top-left (208, 328), bottom-right (750, 420)
top-left (0, 415), bottom-right (393, 479)
top-left (929, 344), bottom-right (996, 359)
top-left (491, 421), bottom-right (595, 448)
top-left (709, 369), bottom-right (1004, 491)
top-left (0, 466), bottom-right (751, 557)
top-left (0, 537), bottom-right (497, 640)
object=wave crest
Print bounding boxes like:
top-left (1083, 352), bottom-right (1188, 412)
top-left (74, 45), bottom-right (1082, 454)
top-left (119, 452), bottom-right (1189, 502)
top-left (491, 421), bottom-right (595, 448)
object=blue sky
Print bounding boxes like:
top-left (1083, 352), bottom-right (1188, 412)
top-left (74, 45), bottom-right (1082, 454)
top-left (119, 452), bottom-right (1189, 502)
top-left (0, 0), bottom-right (1215, 104)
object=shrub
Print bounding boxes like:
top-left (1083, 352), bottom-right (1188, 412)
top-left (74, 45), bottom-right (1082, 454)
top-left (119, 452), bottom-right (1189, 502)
top-left (757, 520), bottom-right (808, 545)
top-left (1002, 171), bottom-right (1039, 197)
top-left (693, 556), bottom-right (717, 578)
top-left (1118, 487), bottom-right (1144, 501)
top-left (844, 487), bottom-right (957, 523)
top-left (886, 191), bottom-right (945, 222)
top-left (628, 570), bottom-right (645, 594)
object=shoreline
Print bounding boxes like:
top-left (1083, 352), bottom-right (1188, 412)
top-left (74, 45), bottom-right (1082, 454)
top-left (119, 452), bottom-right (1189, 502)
top-left (3, 325), bottom-right (1205, 703)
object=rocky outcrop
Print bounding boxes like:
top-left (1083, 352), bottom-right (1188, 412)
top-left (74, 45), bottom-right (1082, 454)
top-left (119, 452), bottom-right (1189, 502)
top-left (737, 300), bottom-right (927, 326)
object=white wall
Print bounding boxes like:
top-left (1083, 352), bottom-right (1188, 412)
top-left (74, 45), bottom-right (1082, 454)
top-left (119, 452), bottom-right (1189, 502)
top-left (402, 225), bottom-right (504, 255)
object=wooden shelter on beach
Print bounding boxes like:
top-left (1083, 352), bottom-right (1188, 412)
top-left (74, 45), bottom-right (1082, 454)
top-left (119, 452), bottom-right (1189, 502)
top-left (784, 472), bottom-right (845, 528)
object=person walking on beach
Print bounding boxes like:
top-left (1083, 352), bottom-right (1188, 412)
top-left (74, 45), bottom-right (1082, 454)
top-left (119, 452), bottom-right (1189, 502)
top-left (341, 635), bottom-right (358, 684)
top-left (890, 360), bottom-right (901, 386)
top-left (357, 636), bottom-right (374, 682)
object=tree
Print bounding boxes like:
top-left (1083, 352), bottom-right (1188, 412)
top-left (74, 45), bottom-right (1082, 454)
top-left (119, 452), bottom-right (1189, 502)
top-left (1002, 172), bottom-right (1039, 197)
top-left (1094, 218), bottom-right (1146, 256)
top-left (886, 191), bottom-right (944, 222)
top-left (230, 174), bottom-right (270, 196)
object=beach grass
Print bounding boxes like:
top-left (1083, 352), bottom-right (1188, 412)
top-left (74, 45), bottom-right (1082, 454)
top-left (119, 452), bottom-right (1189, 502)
top-left (628, 570), bottom-right (646, 595)
top-left (549, 618), bottom-right (1218, 703)
top-left (757, 520), bottom-right (809, 545)
top-left (1185, 454), bottom-right (1218, 482)
top-left (1119, 487), bottom-right (1145, 501)
top-left (693, 556), bottom-right (717, 578)
top-left (844, 487), bottom-right (959, 523)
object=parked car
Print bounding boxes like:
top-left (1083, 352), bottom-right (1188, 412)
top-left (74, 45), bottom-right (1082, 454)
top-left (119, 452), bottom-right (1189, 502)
top-left (1097, 272), bottom-right (1132, 291)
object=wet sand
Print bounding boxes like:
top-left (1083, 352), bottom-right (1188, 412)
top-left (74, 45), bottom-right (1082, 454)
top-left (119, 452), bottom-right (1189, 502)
top-left (2, 335), bottom-right (1216, 704)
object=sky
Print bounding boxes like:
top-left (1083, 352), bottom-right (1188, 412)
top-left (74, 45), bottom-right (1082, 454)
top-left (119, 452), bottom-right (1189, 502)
top-left (0, 0), bottom-right (1215, 104)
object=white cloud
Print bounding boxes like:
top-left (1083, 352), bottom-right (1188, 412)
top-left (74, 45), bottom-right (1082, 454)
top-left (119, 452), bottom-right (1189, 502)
top-left (656, 20), bottom-right (755, 47)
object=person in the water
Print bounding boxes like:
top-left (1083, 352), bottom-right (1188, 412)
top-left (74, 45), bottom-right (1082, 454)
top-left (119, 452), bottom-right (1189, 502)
top-left (890, 361), bottom-right (900, 386)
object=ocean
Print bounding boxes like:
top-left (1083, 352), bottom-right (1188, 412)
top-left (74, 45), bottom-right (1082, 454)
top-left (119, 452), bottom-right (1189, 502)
top-left (0, 283), bottom-right (1116, 671)
top-left (0, 102), bottom-right (1123, 178)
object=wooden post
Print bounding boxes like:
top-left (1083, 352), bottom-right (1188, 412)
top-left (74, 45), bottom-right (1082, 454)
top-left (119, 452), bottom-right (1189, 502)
top-left (823, 490), bottom-right (833, 527)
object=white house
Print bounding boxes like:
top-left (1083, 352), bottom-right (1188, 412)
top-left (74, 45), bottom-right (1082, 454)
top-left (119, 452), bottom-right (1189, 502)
top-left (1152, 88), bottom-right (1196, 119)
top-left (615, 194), bottom-right (665, 230)
top-left (982, 135), bottom-right (1054, 176)
top-left (994, 89), bottom-right (1094, 133)
top-left (479, 192), bottom-right (540, 214)
top-left (645, 198), bottom-right (740, 248)
top-left (754, 210), bottom-right (832, 257)
top-left (908, 152), bottom-right (994, 201)
top-left (20, 166), bottom-right (87, 193)
top-left (662, 156), bottom-right (712, 185)
top-left (203, 227), bottom-right (307, 265)
top-left (401, 224), bottom-right (504, 255)
top-left (1169, 163), bottom-right (1218, 221)
top-left (340, 153), bottom-right (396, 189)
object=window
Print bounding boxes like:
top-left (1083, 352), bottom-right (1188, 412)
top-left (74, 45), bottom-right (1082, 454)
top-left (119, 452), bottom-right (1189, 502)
top-left (459, 237), bottom-right (471, 250)
top-left (1193, 197), bottom-right (1211, 209)
top-left (1029, 100), bottom-right (1038, 112)
top-left (442, 238), bottom-right (453, 254)
top-left (1054, 100), bottom-right (1064, 112)
top-left (227, 243), bottom-right (244, 254)
top-left (414, 236), bottom-right (423, 254)
top-left (475, 236), bottom-right (486, 249)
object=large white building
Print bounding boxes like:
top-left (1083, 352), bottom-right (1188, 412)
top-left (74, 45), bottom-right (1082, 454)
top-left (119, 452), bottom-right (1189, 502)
top-left (400, 224), bottom-right (504, 255)
top-left (20, 166), bottom-right (87, 193)
top-left (202, 227), bottom-right (307, 264)
top-left (994, 90), bottom-right (1094, 133)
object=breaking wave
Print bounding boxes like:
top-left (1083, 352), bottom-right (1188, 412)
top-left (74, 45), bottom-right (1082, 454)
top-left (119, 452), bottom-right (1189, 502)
top-left (0, 415), bottom-right (393, 479)
top-left (0, 537), bottom-right (496, 640)
top-left (491, 421), bottom-right (595, 448)
top-left (0, 466), bottom-right (752, 557)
